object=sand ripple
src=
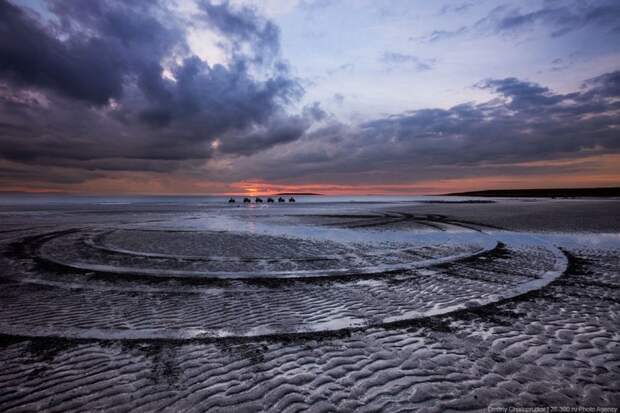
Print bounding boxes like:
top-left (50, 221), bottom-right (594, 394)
top-left (1, 207), bottom-right (617, 411)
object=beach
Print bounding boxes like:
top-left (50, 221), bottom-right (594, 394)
top-left (0, 195), bottom-right (618, 411)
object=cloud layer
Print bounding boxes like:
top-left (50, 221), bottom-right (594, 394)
top-left (0, 0), bottom-right (618, 193)
top-left (0, 0), bottom-right (308, 185)
top-left (210, 70), bottom-right (620, 188)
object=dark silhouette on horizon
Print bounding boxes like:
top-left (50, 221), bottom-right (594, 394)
top-left (446, 187), bottom-right (620, 198)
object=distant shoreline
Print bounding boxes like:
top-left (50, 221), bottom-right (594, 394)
top-left (445, 187), bottom-right (620, 198)
top-left (2, 188), bottom-right (619, 198)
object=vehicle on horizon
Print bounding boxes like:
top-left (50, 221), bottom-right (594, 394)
top-left (289, 197), bottom-right (296, 202)
top-left (243, 197), bottom-right (251, 203)
top-left (255, 197), bottom-right (263, 203)
top-left (267, 198), bottom-right (274, 203)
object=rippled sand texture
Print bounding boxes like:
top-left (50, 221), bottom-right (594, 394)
top-left (0, 198), bottom-right (618, 411)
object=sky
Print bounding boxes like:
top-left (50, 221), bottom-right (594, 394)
top-left (0, 0), bottom-right (619, 195)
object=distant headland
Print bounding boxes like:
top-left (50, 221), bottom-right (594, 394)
top-left (445, 187), bottom-right (620, 198)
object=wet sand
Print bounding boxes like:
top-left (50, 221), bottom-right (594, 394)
top-left (0, 197), bottom-right (618, 411)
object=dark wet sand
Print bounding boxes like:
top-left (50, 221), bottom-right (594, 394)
top-left (403, 198), bottom-right (620, 232)
top-left (0, 198), bottom-right (618, 412)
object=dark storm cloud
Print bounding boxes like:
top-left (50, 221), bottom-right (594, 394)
top-left (0, 0), bottom-right (305, 176)
top-left (137, 55), bottom-right (301, 131)
top-left (220, 70), bottom-right (620, 185)
top-left (219, 115), bottom-right (308, 156)
top-left (0, 162), bottom-right (103, 185)
top-left (218, 102), bottom-right (325, 156)
top-left (583, 71), bottom-right (620, 99)
top-left (478, 78), bottom-right (563, 109)
top-left (357, 72), bottom-right (620, 166)
top-left (0, 0), bottom-right (126, 104)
